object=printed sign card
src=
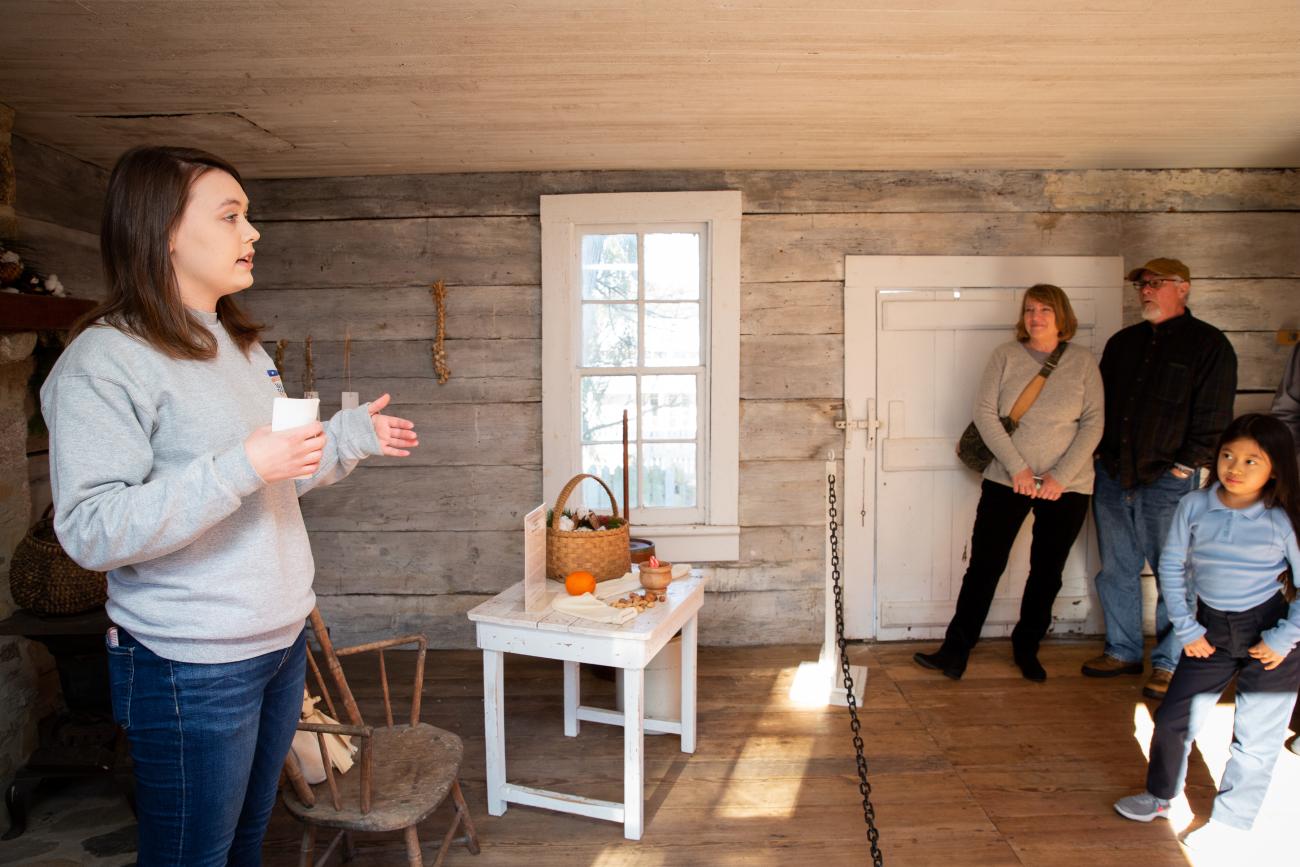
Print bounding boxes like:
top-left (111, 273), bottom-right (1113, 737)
top-left (523, 503), bottom-right (549, 612)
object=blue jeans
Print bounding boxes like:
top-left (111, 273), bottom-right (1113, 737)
top-left (106, 627), bottom-right (307, 866)
top-left (1092, 460), bottom-right (1198, 672)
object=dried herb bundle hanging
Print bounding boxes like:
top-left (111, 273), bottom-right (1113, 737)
top-left (303, 335), bottom-right (316, 394)
top-left (431, 280), bottom-right (450, 384)
top-left (343, 326), bottom-right (352, 393)
top-left (273, 339), bottom-right (288, 373)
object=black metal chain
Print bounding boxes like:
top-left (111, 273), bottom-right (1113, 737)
top-left (828, 470), bottom-right (884, 866)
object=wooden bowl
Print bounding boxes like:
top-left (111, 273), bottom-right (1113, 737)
top-left (638, 564), bottom-right (673, 591)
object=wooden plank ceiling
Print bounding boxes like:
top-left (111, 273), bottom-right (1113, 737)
top-left (2, 0), bottom-right (1299, 178)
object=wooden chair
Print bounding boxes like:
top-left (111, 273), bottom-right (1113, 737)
top-left (281, 608), bottom-right (480, 867)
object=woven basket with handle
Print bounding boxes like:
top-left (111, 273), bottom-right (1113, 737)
top-left (547, 474), bottom-right (632, 582)
top-left (8, 506), bottom-right (107, 615)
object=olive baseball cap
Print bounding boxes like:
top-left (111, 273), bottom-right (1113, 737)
top-left (1126, 257), bottom-right (1190, 282)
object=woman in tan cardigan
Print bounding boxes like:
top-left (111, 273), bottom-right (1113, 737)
top-left (914, 284), bottom-right (1104, 682)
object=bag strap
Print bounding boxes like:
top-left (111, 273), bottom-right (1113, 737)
top-left (1007, 342), bottom-right (1068, 423)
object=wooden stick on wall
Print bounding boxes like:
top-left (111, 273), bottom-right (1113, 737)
top-left (431, 280), bottom-right (450, 384)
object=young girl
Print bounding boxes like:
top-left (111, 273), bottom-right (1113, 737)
top-left (1113, 413), bottom-right (1300, 851)
top-left (41, 146), bottom-right (419, 866)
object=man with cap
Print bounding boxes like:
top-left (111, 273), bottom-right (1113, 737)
top-left (1082, 257), bottom-right (1237, 699)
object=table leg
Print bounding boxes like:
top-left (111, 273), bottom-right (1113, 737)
top-left (681, 615), bottom-right (697, 754)
top-left (622, 666), bottom-right (644, 840)
top-left (482, 650), bottom-right (507, 816)
top-left (563, 660), bottom-right (580, 737)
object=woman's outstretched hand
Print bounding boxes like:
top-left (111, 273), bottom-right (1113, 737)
top-left (245, 422), bottom-right (325, 482)
top-left (367, 393), bottom-right (419, 457)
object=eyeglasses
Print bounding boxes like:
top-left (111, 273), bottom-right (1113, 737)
top-left (1132, 277), bottom-right (1182, 291)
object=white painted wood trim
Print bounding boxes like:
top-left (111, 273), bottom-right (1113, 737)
top-left (563, 660), bottom-right (580, 737)
top-left (843, 255), bottom-right (1124, 640)
top-left (575, 704), bottom-right (683, 735)
top-left (483, 649), bottom-right (507, 816)
top-left (881, 297), bottom-right (1099, 331)
top-left (540, 192), bottom-right (741, 559)
top-left (641, 524), bottom-right (739, 562)
top-left (501, 783), bottom-right (625, 824)
top-left (681, 615), bottom-right (697, 754)
top-left (623, 666), bottom-right (645, 840)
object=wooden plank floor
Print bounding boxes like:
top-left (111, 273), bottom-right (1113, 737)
top-left (262, 640), bottom-right (1300, 866)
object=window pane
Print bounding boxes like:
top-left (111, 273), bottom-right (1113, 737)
top-left (644, 302), bottom-right (700, 367)
top-left (642, 443), bottom-right (696, 508)
top-left (645, 233), bottom-right (700, 300)
top-left (581, 234), bottom-right (637, 301)
top-left (582, 303), bottom-right (637, 367)
top-left (580, 375), bottom-right (636, 443)
top-left (581, 444), bottom-right (636, 514)
top-left (641, 375), bottom-right (696, 440)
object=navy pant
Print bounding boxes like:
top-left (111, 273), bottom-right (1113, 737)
top-left (1147, 594), bottom-right (1300, 829)
top-left (107, 627), bottom-right (307, 866)
top-left (940, 479), bottom-right (1091, 663)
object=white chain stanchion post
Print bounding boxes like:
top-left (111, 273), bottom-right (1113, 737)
top-left (789, 451), bottom-right (867, 707)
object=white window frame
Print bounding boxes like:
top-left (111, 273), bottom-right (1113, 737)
top-left (541, 191), bottom-right (740, 562)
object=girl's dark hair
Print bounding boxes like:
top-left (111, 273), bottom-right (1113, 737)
top-left (1014, 283), bottom-right (1079, 343)
top-left (1207, 413), bottom-right (1300, 601)
top-left (70, 145), bottom-right (262, 358)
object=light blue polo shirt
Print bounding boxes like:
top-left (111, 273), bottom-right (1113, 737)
top-left (1158, 485), bottom-right (1300, 655)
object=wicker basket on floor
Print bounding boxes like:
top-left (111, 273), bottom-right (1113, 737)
top-left (547, 474), bottom-right (632, 582)
top-left (8, 507), bottom-right (107, 615)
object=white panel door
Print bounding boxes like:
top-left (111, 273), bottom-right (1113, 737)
top-left (842, 257), bottom-right (1122, 640)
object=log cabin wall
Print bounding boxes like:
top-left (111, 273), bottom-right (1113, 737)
top-left (239, 168), bottom-right (1300, 648)
top-left (0, 128), bottom-right (101, 781)
top-left (11, 135), bottom-right (107, 305)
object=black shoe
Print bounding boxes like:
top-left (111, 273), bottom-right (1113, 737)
top-left (1014, 651), bottom-right (1047, 682)
top-left (913, 650), bottom-right (965, 680)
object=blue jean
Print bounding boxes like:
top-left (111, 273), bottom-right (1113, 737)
top-left (106, 627), bottom-right (307, 866)
top-left (1147, 594), bottom-right (1300, 829)
top-left (1092, 460), bottom-right (1198, 672)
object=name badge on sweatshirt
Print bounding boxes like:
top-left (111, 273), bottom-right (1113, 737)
top-left (265, 369), bottom-right (288, 397)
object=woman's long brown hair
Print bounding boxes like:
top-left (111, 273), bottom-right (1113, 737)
top-left (70, 145), bottom-right (262, 358)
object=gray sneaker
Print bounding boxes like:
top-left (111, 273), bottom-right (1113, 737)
top-left (1114, 792), bottom-right (1171, 822)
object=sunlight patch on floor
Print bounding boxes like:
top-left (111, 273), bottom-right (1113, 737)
top-left (788, 660), bottom-right (837, 707)
top-left (716, 734), bottom-right (817, 819)
top-left (590, 848), bottom-right (665, 867)
top-left (1132, 700), bottom-right (1300, 866)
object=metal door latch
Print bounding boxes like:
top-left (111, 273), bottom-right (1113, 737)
top-left (835, 399), bottom-right (883, 448)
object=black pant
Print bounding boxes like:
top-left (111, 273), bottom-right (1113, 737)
top-left (1146, 594), bottom-right (1300, 823)
top-left (940, 480), bottom-right (1090, 663)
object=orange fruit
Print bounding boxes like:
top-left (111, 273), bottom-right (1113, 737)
top-left (564, 570), bottom-right (597, 596)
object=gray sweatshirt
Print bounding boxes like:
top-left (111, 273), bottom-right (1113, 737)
top-left (974, 341), bottom-right (1105, 495)
top-left (40, 310), bottom-right (381, 663)
top-left (1272, 342), bottom-right (1300, 455)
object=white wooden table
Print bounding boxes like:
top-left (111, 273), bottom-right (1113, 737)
top-left (467, 574), bottom-right (704, 840)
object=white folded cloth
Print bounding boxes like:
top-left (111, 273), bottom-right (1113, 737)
top-left (551, 591), bottom-right (637, 624)
top-left (594, 573), bottom-right (642, 599)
